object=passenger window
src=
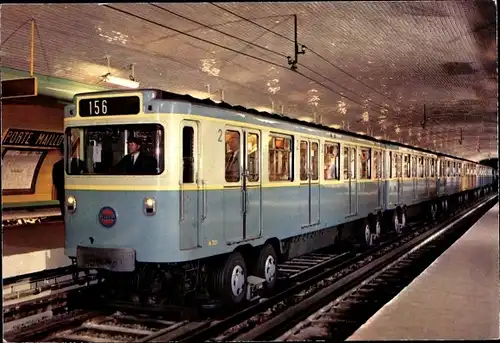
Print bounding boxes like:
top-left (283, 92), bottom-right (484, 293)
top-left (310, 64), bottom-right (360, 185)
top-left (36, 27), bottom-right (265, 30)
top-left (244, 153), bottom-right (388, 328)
top-left (403, 155), bottom-right (409, 178)
top-left (300, 141), bottom-right (308, 181)
top-left (352, 148), bottom-right (357, 179)
top-left (360, 148), bottom-right (371, 179)
top-left (324, 142), bottom-right (340, 180)
top-left (418, 157), bottom-right (424, 177)
top-left (410, 156), bottom-right (416, 178)
top-left (389, 151), bottom-right (398, 179)
top-left (247, 133), bottom-right (259, 182)
top-left (446, 161), bottom-right (451, 177)
top-left (311, 142), bottom-right (319, 181)
top-left (430, 159), bottom-right (434, 177)
top-left (373, 150), bottom-right (382, 179)
top-left (344, 146), bottom-right (349, 179)
top-left (182, 126), bottom-right (195, 184)
top-left (269, 135), bottom-right (293, 181)
top-left (225, 130), bottom-right (240, 182)
top-left (396, 154), bottom-right (403, 178)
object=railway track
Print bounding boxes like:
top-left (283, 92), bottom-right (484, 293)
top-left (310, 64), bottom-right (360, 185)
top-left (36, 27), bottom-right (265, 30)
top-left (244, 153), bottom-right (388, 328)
top-left (4, 194), bottom-right (495, 342)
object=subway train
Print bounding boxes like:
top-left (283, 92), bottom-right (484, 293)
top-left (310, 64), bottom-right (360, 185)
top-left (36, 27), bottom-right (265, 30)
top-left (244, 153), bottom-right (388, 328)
top-left (63, 89), bottom-right (497, 305)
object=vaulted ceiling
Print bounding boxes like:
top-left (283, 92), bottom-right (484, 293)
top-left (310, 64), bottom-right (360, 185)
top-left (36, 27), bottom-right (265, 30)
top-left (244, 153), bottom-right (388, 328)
top-left (1, 1), bottom-right (497, 161)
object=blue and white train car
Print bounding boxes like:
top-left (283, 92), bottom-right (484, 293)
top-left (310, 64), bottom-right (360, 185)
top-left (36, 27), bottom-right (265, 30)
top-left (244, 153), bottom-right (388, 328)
top-left (63, 89), bottom-right (495, 305)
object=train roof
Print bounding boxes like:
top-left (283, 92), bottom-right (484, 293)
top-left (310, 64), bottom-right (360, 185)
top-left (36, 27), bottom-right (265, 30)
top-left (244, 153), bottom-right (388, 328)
top-left (73, 88), bottom-right (485, 166)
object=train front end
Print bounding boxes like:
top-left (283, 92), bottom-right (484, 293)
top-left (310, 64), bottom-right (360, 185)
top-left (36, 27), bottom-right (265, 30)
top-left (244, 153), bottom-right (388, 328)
top-left (63, 91), bottom-right (175, 276)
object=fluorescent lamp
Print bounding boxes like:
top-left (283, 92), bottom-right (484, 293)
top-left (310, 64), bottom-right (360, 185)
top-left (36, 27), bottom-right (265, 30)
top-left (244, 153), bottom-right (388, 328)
top-left (104, 75), bottom-right (140, 89)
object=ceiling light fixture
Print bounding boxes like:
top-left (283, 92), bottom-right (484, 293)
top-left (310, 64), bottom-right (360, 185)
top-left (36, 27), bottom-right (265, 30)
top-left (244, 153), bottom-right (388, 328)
top-left (104, 75), bottom-right (139, 89)
top-left (102, 56), bottom-right (140, 89)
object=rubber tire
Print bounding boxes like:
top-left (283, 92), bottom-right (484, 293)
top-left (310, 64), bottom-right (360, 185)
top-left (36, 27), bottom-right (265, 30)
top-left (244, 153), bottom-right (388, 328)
top-left (370, 214), bottom-right (382, 241)
top-left (392, 209), bottom-right (402, 234)
top-left (255, 244), bottom-right (278, 294)
top-left (358, 218), bottom-right (373, 247)
top-left (211, 252), bottom-right (247, 305)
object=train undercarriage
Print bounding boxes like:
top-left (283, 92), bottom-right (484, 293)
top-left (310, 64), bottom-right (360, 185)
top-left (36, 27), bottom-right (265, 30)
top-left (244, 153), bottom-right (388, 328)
top-left (71, 185), bottom-right (495, 308)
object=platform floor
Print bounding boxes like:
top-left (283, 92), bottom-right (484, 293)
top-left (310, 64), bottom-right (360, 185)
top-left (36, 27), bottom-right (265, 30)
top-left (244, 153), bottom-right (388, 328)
top-left (3, 222), bottom-right (70, 279)
top-left (348, 201), bottom-right (499, 341)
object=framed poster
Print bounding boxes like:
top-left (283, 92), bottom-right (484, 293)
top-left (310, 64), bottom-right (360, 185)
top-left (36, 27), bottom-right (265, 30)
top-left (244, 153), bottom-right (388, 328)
top-left (1, 148), bottom-right (47, 195)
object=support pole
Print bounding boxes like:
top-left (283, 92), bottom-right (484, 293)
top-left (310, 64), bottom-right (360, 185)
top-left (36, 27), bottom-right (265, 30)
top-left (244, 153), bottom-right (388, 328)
top-left (30, 18), bottom-right (35, 77)
top-left (287, 14), bottom-right (306, 71)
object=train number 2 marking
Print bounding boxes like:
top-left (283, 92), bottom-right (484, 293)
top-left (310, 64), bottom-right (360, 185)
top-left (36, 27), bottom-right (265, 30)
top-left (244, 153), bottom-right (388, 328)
top-left (217, 129), bottom-right (223, 142)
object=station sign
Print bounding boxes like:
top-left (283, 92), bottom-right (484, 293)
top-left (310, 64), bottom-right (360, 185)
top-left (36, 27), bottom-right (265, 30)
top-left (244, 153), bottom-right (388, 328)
top-left (78, 95), bottom-right (140, 117)
top-left (1, 77), bottom-right (38, 99)
top-left (2, 128), bottom-right (64, 148)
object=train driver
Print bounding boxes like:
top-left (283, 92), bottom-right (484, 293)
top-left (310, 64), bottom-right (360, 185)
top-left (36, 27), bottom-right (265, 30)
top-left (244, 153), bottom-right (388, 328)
top-left (115, 137), bottom-right (158, 174)
top-left (225, 133), bottom-right (240, 182)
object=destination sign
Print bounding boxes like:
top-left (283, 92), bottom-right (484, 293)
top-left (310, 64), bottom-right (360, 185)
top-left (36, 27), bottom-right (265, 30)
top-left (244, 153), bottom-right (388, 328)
top-left (78, 96), bottom-right (140, 117)
top-left (2, 129), bottom-right (64, 148)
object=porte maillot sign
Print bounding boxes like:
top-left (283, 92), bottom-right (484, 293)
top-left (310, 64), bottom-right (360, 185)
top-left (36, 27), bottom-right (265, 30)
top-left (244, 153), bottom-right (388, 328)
top-left (2, 128), bottom-right (64, 148)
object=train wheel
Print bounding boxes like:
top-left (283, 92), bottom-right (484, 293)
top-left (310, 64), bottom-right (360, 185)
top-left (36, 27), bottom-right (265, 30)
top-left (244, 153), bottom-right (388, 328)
top-left (428, 202), bottom-right (437, 221)
top-left (212, 252), bottom-right (247, 305)
top-left (392, 210), bottom-right (402, 235)
top-left (359, 218), bottom-right (374, 247)
top-left (255, 244), bottom-right (278, 293)
top-left (371, 214), bottom-right (382, 241)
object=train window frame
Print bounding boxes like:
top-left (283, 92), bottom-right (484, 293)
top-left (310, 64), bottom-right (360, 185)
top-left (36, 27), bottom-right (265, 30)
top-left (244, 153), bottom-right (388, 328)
top-left (268, 134), bottom-right (293, 182)
top-left (430, 158), bottom-right (435, 177)
top-left (311, 141), bottom-right (319, 181)
top-left (324, 141), bottom-right (340, 181)
top-left (359, 147), bottom-right (371, 180)
top-left (225, 130), bottom-right (241, 183)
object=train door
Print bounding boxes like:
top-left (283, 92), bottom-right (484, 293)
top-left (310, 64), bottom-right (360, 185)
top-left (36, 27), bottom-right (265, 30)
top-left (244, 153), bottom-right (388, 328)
top-left (223, 127), bottom-right (262, 243)
top-left (344, 145), bottom-right (358, 215)
top-left (397, 154), bottom-right (403, 204)
top-left (300, 139), bottom-right (320, 226)
top-left (374, 149), bottom-right (384, 209)
top-left (243, 129), bottom-right (262, 239)
top-left (179, 121), bottom-right (200, 250)
top-left (425, 158), bottom-right (430, 197)
top-left (411, 156), bottom-right (417, 202)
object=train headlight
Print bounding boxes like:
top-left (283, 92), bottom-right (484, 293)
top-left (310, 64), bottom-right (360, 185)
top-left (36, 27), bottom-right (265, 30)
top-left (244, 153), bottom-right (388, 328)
top-left (144, 197), bottom-right (156, 216)
top-left (67, 195), bottom-right (77, 213)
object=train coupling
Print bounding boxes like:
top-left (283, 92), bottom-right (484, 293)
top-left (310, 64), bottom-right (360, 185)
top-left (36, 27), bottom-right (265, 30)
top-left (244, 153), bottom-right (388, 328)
top-left (246, 275), bottom-right (265, 301)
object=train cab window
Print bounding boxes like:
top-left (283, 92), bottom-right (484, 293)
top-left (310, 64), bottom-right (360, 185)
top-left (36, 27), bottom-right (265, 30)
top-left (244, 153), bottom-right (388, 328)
top-left (269, 135), bottom-right (293, 181)
top-left (360, 148), bottom-right (371, 179)
top-left (373, 150), bottom-right (383, 179)
top-left (418, 157), bottom-right (424, 177)
top-left (65, 124), bottom-right (164, 175)
top-left (182, 126), bottom-right (195, 183)
top-left (404, 154), bottom-right (411, 178)
top-left (247, 133), bottom-right (259, 182)
top-left (225, 130), bottom-right (241, 182)
top-left (324, 142), bottom-right (340, 180)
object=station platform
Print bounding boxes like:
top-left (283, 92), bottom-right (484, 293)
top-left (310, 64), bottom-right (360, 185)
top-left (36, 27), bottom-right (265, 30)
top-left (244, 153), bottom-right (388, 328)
top-left (2, 222), bottom-right (70, 279)
top-left (348, 201), bottom-right (499, 340)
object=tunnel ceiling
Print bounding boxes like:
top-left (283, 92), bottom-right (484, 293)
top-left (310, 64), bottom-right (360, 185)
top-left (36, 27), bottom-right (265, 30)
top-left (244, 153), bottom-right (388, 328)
top-left (1, 2), bottom-right (497, 161)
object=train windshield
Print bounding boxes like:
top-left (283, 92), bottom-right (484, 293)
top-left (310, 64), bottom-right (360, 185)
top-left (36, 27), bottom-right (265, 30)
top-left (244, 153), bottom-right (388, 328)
top-left (65, 124), bottom-right (164, 175)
